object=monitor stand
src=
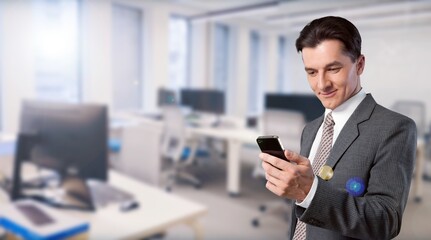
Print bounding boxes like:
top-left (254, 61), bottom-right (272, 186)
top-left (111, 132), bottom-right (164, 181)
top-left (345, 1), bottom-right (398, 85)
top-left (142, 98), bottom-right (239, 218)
top-left (11, 133), bottom-right (94, 211)
top-left (11, 133), bottom-right (39, 201)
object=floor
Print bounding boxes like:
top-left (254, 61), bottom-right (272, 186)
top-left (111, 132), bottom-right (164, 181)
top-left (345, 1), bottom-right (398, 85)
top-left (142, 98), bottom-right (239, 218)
top-left (163, 162), bottom-right (290, 240)
top-left (161, 160), bottom-right (431, 240)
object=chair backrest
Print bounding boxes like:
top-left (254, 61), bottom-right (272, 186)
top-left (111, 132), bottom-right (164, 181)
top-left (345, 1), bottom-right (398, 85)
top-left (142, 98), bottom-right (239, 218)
top-left (391, 101), bottom-right (426, 137)
top-left (160, 106), bottom-right (187, 161)
top-left (260, 110), bottom-right (305, 153)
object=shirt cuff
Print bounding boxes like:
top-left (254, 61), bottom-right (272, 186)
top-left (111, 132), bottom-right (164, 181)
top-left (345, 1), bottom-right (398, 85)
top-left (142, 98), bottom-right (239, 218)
top-left (295, 175), bottom-right (318, 208)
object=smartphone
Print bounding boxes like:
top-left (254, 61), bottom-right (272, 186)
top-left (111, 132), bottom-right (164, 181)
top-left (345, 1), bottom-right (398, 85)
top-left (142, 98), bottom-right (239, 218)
top-left (256, 135), bottom-right (289, 161)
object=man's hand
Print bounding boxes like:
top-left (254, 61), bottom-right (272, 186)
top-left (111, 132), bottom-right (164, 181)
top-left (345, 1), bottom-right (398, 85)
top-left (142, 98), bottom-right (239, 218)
top-left (259, 150), bottom-right (314, 201)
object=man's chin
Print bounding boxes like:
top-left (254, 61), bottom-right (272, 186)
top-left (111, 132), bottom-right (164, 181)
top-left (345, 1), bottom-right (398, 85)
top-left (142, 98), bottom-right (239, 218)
top-left (321, 101), bottom-right (338, 110)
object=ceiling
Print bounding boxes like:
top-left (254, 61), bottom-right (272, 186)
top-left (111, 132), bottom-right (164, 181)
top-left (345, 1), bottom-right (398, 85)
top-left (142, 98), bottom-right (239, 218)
top-left (167, 0), bottom-right (431, 33)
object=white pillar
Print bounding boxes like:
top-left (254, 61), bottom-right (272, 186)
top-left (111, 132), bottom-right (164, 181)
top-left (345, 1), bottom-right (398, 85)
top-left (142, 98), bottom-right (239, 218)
top-left (0, 1), bottom-right (35, 133)
top-left (231, 26), bottom-right (250, 118)
top-left (190, 21), bottom-right (211, 88)
top-left (265, 33), bottom-right (278, 92)
top-left (142, 6), bottom-right (170, 113)
top-left (81, 1), bottom-right (113, 106)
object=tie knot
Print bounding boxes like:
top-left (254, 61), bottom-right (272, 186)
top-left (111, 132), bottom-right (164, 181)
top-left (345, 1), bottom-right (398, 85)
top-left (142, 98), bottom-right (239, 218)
top-left (325, 112), bottom-right (335, 127)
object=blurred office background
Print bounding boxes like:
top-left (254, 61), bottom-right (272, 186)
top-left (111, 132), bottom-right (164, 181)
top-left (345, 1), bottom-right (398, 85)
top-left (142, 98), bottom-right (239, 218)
top-left (1, 0), bottom-right (431, 239)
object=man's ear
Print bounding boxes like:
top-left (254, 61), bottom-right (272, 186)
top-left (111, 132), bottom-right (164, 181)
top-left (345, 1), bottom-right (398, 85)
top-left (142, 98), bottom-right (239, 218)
top-left (357, 55), bottom-right (365, 75)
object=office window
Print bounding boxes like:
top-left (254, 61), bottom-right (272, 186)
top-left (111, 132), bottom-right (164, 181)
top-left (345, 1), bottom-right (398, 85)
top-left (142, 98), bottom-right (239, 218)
top-left (213, 23), bottom-right (230, 91)
top-left (213, 23), bottom-right (236, 114)
top-left (248, 31), bottom-right (263, 115)
top-left (33, 0), bottom-right (81, 102)
top-left (169, 15), bottom-right (190, 90)
top-left (112, 4), bottom-right (143, 111)
top-left (277, 36), bottom-right (287, 92)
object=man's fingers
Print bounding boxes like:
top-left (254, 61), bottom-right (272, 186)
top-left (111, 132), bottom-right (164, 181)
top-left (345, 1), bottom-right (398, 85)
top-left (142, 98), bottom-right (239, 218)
top-left (265, 181), bottom-right (283, 196)
top-left (261, 161), bottom-right (282, 179)
top-left (260, 152), bottom-right (291, 170)
top-left (265, 171), bottom-right (287, 186)
top-left (285, 149), bottom-right (309, 166)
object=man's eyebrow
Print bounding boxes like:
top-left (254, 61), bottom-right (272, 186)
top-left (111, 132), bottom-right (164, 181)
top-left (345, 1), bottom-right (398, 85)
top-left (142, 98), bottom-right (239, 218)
top-left (325, 61), bottom-right (343, 68)
top-left (304, 61), bottom-right (344, 72)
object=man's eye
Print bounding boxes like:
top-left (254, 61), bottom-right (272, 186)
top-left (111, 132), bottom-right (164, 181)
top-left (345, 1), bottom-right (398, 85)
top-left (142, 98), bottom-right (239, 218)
top-left (328, 67), bottom-right (341, 73)
top-left (307, 70), bottom-right (317, 76)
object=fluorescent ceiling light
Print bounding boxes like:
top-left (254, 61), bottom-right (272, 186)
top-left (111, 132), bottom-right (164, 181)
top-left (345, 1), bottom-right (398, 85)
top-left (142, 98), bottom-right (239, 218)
top-left (190, 1), bottom-right (280, 23)
top-left (267, 1), bottom-right (431, 26)
top-left (279, 10), bottom-right (431, 35)
top-left (352, 11), bottom-right (431, 26)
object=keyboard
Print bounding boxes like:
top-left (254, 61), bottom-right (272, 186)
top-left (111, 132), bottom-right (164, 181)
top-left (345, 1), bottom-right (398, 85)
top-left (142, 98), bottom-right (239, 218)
top-left (87, 180), bottom-right (134, 207)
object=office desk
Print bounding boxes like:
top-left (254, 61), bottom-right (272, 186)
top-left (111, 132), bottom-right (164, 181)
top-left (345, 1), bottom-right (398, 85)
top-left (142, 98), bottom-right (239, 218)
top-left (109, 114), bottom-right (260, 196)
top-left (68, 171), bottom-right (208, 239)
top-left (0, 167), bottom-right (208, 239)
top-left (188, 126), bottom-right (259, 196)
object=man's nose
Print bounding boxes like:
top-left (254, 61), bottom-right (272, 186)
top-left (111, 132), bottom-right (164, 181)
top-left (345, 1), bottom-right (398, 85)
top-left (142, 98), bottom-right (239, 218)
top-left (317, 73), bottom-right (331, 90)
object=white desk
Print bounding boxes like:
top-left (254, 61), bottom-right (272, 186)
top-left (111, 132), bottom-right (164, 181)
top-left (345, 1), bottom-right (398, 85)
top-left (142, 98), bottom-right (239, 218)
top-left (68, 171), bottom-right (208, 239)
top-left (109, 114), bottom-right (260, 196)
top-left (0, 156), bottom-right (208, 239)
top-left (188, 126), bottom-right (259, 196)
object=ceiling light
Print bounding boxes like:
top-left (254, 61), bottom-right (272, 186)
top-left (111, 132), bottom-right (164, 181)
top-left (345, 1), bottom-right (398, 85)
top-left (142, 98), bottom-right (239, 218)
top-left (190, 1), bottom-right (280, 23)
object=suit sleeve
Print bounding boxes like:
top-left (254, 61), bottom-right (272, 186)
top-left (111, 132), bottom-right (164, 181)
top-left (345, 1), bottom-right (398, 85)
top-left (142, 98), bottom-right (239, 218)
top-left (295, 116), bottom-right (417, 239)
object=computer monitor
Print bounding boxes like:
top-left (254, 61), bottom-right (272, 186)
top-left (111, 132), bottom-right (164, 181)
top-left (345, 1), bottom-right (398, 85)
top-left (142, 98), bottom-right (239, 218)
top-left (158, 88), bottom-right (177, 106)
top-left (180, 89), bottom-right (225, 115)
top-left (265, 93), bottom-right (325, 122)
top-left (17, 100), bottom-right (108, 181)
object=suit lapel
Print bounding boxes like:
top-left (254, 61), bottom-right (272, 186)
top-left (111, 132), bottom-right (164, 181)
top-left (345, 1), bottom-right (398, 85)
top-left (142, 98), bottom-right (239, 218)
top-left (325, 94), bottom-right (377, 168)
top-left (301, 116), bottom-right (323, 157)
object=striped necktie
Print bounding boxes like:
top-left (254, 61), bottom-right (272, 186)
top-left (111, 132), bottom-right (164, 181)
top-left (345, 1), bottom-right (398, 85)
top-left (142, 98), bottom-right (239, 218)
top-left (292, 112), bottom-right (335, 240)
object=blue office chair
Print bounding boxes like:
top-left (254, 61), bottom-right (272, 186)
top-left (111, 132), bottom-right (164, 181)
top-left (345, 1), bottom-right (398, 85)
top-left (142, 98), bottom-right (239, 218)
top-left (108, 138), bottom-right (122, 153)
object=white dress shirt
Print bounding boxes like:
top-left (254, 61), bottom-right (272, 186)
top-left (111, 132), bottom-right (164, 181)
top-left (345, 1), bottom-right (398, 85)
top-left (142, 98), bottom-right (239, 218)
top-left (296, 89), bottom-right (367, 208)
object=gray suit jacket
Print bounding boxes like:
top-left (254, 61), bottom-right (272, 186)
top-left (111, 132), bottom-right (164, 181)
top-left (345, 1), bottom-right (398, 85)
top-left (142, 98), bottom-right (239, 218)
top-left (289, 94), bottom-right (417, 240)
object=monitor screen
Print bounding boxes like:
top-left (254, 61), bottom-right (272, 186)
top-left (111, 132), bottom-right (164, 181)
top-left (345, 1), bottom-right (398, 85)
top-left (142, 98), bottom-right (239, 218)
top-left (180, 89), bottom-right (225, 115)
top-left (18, 100), bottom-right (108, 181)
top-left (265, 93), bottom-right (325, 122)
top-left (158, 88), bottom-right (177, 106)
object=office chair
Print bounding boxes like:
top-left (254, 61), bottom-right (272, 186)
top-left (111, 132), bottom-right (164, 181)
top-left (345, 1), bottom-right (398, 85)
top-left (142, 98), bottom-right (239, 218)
top-left (160, 106), bottom-right (202, 191)
top-left (252, 109), bottom-right (305, 227)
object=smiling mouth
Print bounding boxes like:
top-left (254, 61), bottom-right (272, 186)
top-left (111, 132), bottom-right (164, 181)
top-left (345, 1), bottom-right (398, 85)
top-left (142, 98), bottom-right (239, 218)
top-left (320, 90), bottom-right (336, 97)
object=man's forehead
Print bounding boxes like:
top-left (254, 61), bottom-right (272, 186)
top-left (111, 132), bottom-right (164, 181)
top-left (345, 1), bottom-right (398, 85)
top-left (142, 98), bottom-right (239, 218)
top-left (301, 41), bottom-right (350, 67)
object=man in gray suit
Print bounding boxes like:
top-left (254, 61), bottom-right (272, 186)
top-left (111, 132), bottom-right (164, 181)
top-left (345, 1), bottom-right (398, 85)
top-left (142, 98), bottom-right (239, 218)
top-left (259, 16), bottom-right (416, 239)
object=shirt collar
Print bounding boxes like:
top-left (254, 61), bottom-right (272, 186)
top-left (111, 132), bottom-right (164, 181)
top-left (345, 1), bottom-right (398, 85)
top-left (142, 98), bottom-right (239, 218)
top-left (324, 89), bottom-right (367, 126)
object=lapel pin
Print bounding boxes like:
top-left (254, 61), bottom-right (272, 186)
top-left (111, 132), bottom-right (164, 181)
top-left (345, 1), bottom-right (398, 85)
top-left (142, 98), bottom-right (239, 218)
top-left (319, 165), bottom-right (334, 180)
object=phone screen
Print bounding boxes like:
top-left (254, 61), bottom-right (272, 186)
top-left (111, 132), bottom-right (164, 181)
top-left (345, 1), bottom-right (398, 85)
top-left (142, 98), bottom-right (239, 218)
top-left (256, 135), bottom-right (288, 161)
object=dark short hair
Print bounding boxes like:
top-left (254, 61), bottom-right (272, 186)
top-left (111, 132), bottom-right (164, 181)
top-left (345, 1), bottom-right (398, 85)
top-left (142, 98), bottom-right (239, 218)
top-left (295, 16), bottom-right (361, 62)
